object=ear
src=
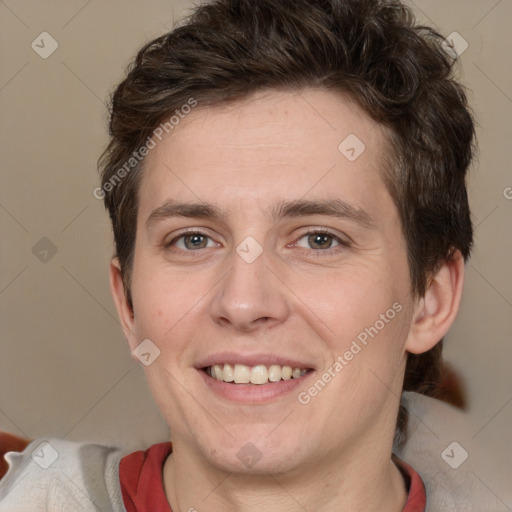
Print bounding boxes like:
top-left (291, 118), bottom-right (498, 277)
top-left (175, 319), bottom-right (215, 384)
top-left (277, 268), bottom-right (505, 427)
top-left (109, 258), bottom-right (138, 352)
top-left (405, 250), bottom-right (465, 354)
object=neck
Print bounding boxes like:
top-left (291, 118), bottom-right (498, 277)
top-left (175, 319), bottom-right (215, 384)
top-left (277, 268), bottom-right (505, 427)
top-left (163, 434), bottom-right (407, 512)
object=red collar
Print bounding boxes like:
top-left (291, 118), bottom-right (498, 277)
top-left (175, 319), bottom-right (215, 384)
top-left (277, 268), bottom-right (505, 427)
top-left (119, 443), bottom-right (426, 512)
top-left (120, 441), bottom-right (173, 512)
top-left (394, 455), bottom-right (427, 511)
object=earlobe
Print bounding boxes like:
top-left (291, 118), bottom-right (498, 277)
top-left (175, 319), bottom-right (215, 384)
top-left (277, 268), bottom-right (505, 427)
top-left (109, 258), bottom-right (137, 351)
top-left (405, 250), bottom-right (465, 355)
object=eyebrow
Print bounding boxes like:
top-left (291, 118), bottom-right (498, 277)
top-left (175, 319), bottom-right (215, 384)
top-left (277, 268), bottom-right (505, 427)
top-left (146, 198), bottom-right (376, 229)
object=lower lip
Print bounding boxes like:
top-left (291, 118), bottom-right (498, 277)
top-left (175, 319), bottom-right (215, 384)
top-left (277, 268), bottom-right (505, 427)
top-left (198, 369), bottom-right (314, 404)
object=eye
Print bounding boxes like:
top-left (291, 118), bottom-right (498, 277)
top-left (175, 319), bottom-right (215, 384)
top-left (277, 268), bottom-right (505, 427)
top-left (294, 229), bottom-right (349, 253)
top-left (164, 228), bottom-right (349, 254)
top-left (166, 231), bottom-right (218, 251)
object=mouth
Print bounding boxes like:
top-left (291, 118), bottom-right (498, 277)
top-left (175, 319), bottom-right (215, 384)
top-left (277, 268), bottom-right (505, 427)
top-left (196, 353), bottom-right (316, 403)
top-left (203, 363), bottom-right (312, 385)
top-left (196, 353), bottom-right (316, 405)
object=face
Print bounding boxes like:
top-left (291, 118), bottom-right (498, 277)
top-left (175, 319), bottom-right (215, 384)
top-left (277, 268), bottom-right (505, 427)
top-left (116, 89), bottom-right (419, 475)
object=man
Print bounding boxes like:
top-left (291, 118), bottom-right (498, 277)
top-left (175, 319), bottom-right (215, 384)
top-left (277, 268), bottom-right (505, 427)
top-left (0, 0), bottom-right (485, 510)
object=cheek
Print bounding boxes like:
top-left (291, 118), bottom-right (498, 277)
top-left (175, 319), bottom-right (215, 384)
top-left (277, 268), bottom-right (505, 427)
top-left (130, 263), bottom-right (206, 348)
top-left (288, 261), bottom-right (411, 388)
top-left (289, 264), bottom-right (395, 336)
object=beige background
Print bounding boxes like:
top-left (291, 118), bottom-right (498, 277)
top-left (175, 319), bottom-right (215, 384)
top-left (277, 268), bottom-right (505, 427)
top-left (0, 0), bottom-right (511, 504)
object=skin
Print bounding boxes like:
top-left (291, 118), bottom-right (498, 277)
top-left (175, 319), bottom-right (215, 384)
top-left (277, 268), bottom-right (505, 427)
top-left (110, 88), bottom-right (465, 511)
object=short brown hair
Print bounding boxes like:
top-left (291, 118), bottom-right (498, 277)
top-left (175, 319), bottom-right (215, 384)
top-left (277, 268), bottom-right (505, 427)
top-left (98, 0), bottom-right (476, 446)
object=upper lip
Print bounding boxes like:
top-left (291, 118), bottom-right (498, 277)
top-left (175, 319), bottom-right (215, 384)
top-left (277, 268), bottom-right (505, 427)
top-left (195, 352), bottom-right (315, 370)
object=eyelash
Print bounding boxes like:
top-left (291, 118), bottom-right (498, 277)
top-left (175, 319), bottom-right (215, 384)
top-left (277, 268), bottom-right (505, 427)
top-left (164, 228), bottom-right (350, 256)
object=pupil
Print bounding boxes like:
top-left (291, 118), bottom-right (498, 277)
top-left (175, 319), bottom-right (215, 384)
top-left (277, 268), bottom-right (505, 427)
top-left (186, 234), bottom-right (206, 249)
top-left (309, 233), bottom-right (331, 249)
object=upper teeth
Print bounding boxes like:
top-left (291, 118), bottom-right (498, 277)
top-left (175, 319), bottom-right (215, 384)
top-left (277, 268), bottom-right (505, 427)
top-left (206, 364), bottom-right (308, 385)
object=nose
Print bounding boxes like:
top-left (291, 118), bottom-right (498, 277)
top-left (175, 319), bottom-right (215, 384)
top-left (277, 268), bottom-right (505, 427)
top-left (208, 245), bottom-right (290, 333)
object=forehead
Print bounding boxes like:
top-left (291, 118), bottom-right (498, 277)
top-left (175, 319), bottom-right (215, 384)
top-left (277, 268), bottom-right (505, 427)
top-left (138, 88), bottom-right (392, 222)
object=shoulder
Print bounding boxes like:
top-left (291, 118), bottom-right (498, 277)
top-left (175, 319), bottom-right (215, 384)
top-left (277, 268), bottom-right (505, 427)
top-left (0, 437), bottom-right (126, 512)
top-left (397, 392), bottom-right (509, 511)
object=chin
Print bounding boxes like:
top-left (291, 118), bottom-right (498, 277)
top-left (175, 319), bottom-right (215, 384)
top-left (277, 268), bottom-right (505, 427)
top-left (196, 428), bottom-right (310, 475)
